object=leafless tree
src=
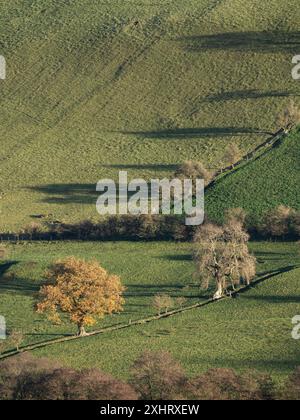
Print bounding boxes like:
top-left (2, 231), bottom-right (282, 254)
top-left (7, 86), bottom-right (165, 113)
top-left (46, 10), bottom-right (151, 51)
top-left (276, 100), bottom-right (300, 133)
top-left (130, 351), bottom-right (187, 400)
top-left (222, 143), bottom-right (242, 169)
top-left (194, 220), bottom-right (256, 299)
top-left (175, 160), bottom-right (214, 187)
top-left (152, 294), bottom-right (174, 315)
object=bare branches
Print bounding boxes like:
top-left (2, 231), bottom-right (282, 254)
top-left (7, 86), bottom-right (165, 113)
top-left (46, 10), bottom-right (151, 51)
top-left (194, 216), bottom-right (256, 298)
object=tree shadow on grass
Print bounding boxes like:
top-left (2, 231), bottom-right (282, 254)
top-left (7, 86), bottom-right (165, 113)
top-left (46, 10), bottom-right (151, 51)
top-left (187, 356), bottom-right (300, 374)
top-left (0, 262), bottom-right (41, 296)
top-left (160, 254), bottom-right (193, 262)
top-left (256, 265), bottom-right (299, 277)
top-left (103, 164), bottom-right (178, 172)
top-left (26, 332), bottom-right (74, 338)
top-left (125, 283), bottom-right (199, 298)
top-left (122, 127), bottom-right (270, 139)
top-left (238, 265), bottom-right (298, 296)
top-left (178, 31), bottom-right (300, 53)
top-left (0, 278), bottom-right (40, 296)
top-left (0, 261), bottom-right (18, 276)
top-left (28, 182), bottom-right (142, 206)
top-left (243, 295), bottom-right (300, 304)
top-left (254, 251), bottom-right (296, 257)
top-left (203, 90), bottom-right (300, 103)
top-left (28, 183), bottom-right (98, 205)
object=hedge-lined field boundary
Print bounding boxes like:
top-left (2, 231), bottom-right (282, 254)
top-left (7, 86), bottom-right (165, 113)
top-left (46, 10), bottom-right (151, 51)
top-left (0, 266), bottom-right (293, 361)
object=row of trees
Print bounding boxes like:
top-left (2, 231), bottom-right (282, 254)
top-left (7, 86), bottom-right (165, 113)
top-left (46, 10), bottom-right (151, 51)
top-left (0, 352), bottom-right (299, 400)
top-left (12, 214), bottom-right (193, 242)
top-left (3, 204), bottom-right (300, 243)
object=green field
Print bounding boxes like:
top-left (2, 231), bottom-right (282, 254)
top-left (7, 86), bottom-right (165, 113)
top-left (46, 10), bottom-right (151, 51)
top-left (0, 0), bottom-right (299, 397)
top-left (0, 0), bottom-right (300, 230)
top-left (206, 129), bottom-right (300, 223)
top-left (1, 241), bottom-right (299, 381)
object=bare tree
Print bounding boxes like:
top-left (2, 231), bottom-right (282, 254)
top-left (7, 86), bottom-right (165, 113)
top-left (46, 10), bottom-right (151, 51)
top-left (9, 330), bottom-right (24, 352)
top-left (223, 219), bottom-right (256, 288)
top-left (0, 354), bottom-right (137, 400)
top-left (175, 160), bottom-right (214, 187)
top-left (225, 208), bottom-right (247, 225)
top-left (175, 297), bottom-right (187, 308)
top-left (281, 367), bottom-right (300, 400)
top-left (130, 351), bottom-right (187, 400)
top-left (276, 100), bottom-right (300, 133)
top-left (194, 221), bottom-right (256, 299)
top-left (222, 143), bottom-right (242, 169)
top-left (261, 205), bottom-right (294, 238)
top-left (188, 368), bottom-right (275, 400)
top-left (152, 294), bottom-right (174, 315)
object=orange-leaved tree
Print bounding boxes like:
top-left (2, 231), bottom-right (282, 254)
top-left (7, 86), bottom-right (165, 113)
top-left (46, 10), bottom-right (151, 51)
top-left (37, 257), bottom-right (125, 336)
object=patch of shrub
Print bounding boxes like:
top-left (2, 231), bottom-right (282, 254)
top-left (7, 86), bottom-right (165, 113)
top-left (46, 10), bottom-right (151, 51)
top-left (130, 351), bottom-right (187, 400)
top-left (254, 206), bottom-right (300, 240)
top-left (0, 354), bottom-right (136, 400)
top-left (1, 206), bottom-right (299, 243)
top-left (6, 215), bottom-right (195, 242)
top-left (0, 352), bottom-right (298, 400)
top-left (187, 368), bottom-right (275, 400)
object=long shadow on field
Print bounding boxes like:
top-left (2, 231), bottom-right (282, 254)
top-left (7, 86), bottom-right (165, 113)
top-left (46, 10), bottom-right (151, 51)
top-left (0, 278), bottom-right (40, 296)
top-left (243, 295), bottom-right (300, 304)
top-left (161, 254), bottom-right (193, 262)
top-left (28, 184), bottom-right (98, 205)
top-left (203, 90), bottom-right (300, 103)
top-left (125, 283), bottom-right (199, 299)
top-left (178, 31), bottom-right (300, 53)
top-left (26, 332), bottom-right (74, 338)
top-left (103, 164), bottom-right (178, 172)
top-left (29, 182), bottom-right (140, 206)
top-left (255, 251), bottom-right (296, 257)
top-left (123, 127), bottom-right (270, 139)
top-left (0, 262), bottom-right (41, 296)
top-left (0, 262), bottom-right (18, 276)
top-left (188, 356), bottom-right (300, 374)
top-left (238, 265), bottom-right (297, 296)
top-left (256, 265), bottom-right (298, 277)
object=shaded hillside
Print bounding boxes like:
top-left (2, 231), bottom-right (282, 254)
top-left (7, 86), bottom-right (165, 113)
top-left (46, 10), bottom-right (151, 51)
top-left (206, 129), bottom-right (300, 223)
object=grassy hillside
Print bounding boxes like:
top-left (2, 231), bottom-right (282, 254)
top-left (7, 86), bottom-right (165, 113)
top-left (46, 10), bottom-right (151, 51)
top-left (0, 241), bottom-right (299, 380)
top-left (0, 0), bottom-right (300, 229)
top-left (206, 129), bottom-right (300, 223)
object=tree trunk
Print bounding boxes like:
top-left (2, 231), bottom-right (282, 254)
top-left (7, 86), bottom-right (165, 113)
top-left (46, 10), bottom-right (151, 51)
top-left (78, 325), bottom-right (87, 337)
top-left (213, 279), bottom-right (224, 300)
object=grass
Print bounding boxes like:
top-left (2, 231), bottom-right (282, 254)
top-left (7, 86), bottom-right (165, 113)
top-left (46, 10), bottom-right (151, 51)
top-left (0, 0), bottom-right (299, 392)
top-left (0, 241), bottom-right (198, 343)
top-left (206, 129), bottom-right (300, 223)
top-left (0, 0), bottom-right (300, 229)
top-left (0, 240), bottom-right (299, 381)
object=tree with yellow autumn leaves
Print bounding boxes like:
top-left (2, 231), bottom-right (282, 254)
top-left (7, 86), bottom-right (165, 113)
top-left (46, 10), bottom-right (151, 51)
top-left (37, 257), bottom-right (125, 336)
